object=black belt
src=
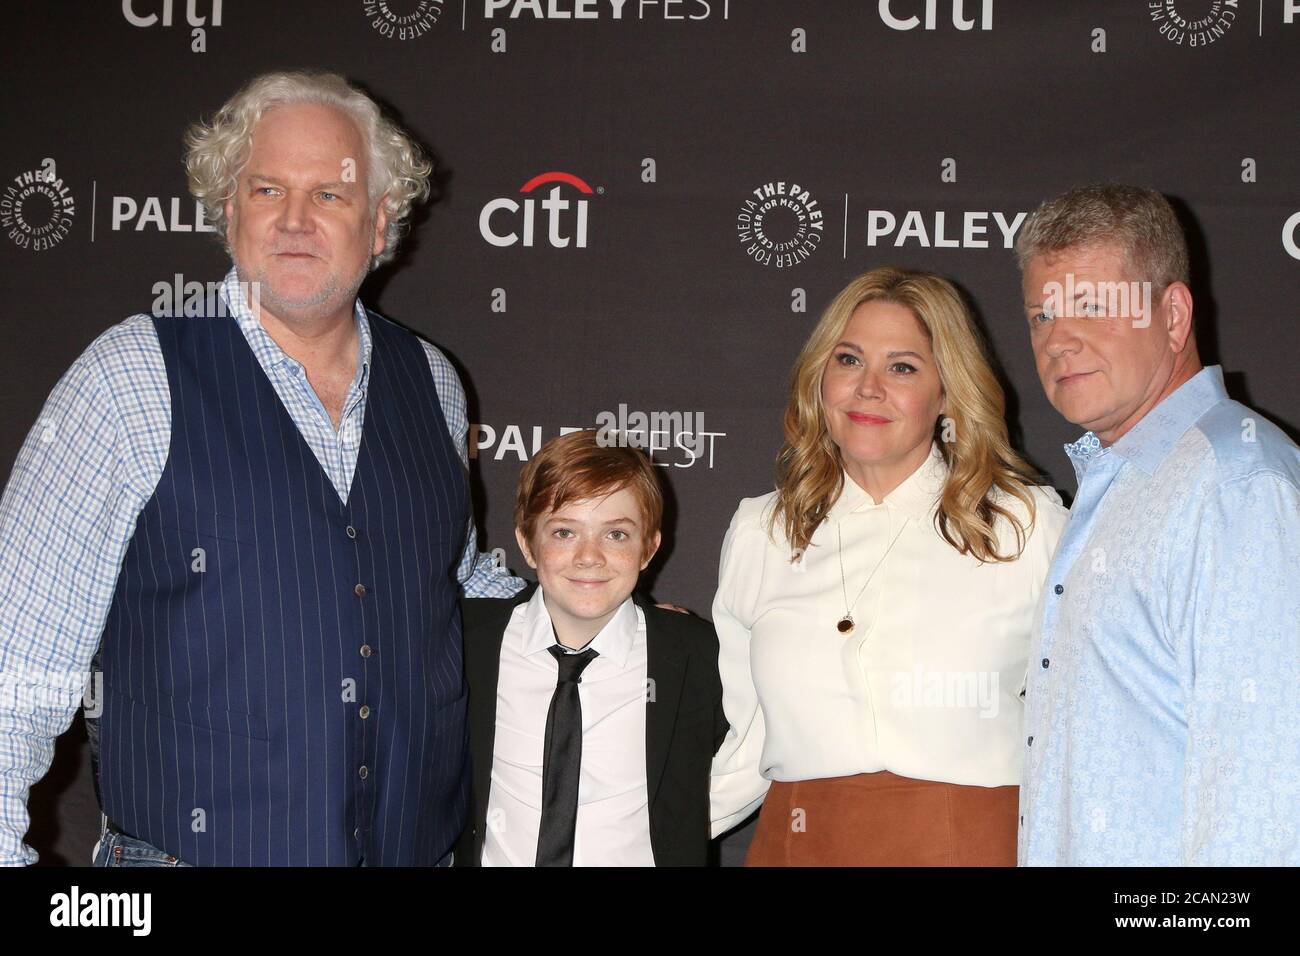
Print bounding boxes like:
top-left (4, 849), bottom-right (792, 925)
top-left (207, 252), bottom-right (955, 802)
top-left (105, 818), bottom-right (136, 840)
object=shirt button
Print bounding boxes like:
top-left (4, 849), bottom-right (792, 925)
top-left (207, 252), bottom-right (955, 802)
top-left (1053, 584), bottom-right (1064, 595)
top-left (346, 526), bottom-right (357, 539)
top-left (353, 827), bottom-right (361, 840)
top-left (359, 705), bottom-right (370, 719)
top-left (1042, 658), bottom-right (1050, 669)
top-left (1027, 735), bottom-right (1034, 747)
top-left (360, 644), bottom-right (372, 658)
top-left (355, 583), bottom-right (367, 597)
top-left (359, 765), bottom-right (369, 779)
top-left (1020, 815), bottom-right (1024, 826)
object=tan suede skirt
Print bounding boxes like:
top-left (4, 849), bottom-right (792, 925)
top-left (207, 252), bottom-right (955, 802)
top-left (745, 771), bottom-right (1018, 867)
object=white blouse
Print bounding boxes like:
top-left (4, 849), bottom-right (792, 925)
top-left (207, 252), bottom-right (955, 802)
top-left (709, 443), bottom-right (1069, 836)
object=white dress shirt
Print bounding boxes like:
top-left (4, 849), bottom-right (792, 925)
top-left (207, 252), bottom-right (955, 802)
top-left (482, 587), bottom-right (656, 866)
top-left (710, 443), bottom-right (1069, 836)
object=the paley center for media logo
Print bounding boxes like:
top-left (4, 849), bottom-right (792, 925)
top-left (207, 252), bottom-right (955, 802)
top-left (737, 181), bottom-right (825, 268)
top-left (1149, 0), bottom-right (1240, 46)
top-left (2, 159), bottom-right (75, 252)
top-left (363, 0), bottom-right (444, 40)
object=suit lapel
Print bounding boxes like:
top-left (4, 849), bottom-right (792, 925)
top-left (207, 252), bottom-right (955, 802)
top-left (467, 582), bottom-right (537, 863)
top-left (637, 594), bottom-right (688, 810)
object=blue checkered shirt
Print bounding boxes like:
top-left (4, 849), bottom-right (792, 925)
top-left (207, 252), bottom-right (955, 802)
top-left (0, 269), bottom-right (524, 864)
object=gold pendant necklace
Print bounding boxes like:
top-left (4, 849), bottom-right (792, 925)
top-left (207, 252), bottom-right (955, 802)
top-left (836, 519), bottom-right (906, 635)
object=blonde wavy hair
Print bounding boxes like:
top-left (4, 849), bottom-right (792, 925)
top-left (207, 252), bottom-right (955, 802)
top-left (184, 71), bottom-right (432, 269)
top-left (770, 266), bottom-right (1040, 564)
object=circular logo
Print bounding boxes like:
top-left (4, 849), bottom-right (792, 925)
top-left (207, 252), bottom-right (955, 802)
top-left (364, 0), bottom-right (443, 41)
top-left (736, 181), bottom-right (824, 268)
top-left (2, 161), bottom-right (75, 252)
top-left (1148, 1), bottom-right (1238, 47)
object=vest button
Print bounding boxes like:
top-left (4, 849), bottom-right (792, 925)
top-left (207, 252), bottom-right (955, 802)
top-left (358, 765), bottom-right (369, 779)
top-left (359, 705), bottom-right (370, 719)
top-left (360, 644), bottom-right (372, 658)
top-left (354, 583), bottom-right (367, 597)
top-left (346, 525), bottom-right (357, 539)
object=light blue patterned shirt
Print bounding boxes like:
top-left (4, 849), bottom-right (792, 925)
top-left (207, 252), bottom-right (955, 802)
top-left (0, 268), bottom-right (524, 865)
top-left (1019, 366), bottom-right (1300, 866)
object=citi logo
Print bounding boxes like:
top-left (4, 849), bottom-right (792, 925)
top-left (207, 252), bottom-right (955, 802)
top-left (122, 0), bottom-right (223, 27)
top-left (479, 171), bottom-right (596, 248)
top-left (878, 0), bottom-right (992, 31)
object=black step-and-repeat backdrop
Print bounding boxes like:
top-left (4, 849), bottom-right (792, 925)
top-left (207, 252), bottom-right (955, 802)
top-left (4, 1), bottom-right (1298, 865)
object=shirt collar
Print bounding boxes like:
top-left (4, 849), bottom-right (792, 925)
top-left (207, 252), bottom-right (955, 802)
top-left (1064, 365), bottom-right (1228, 481)
top-left (517, 585), bottom-right (639, 669)
top-left (218, 266), bottom-right (372, 383)
top-left (828, 441), bottom-right (947, 522)
top-left (1063, 432), bottom-right (1105, 485)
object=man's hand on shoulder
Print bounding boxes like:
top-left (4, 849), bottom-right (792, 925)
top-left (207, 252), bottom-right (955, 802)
top-left (654, 602), bottom-right (692, 615)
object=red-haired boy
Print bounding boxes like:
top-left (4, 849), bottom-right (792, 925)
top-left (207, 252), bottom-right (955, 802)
top-left (455, 429), bottom-right (726, 866)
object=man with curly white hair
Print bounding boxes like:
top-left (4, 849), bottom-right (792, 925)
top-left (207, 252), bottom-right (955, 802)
top-left (0, 71), bottom-right (523, 867)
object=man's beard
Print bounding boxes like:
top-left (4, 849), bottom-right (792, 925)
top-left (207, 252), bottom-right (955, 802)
top-left (234, 251), bottom-right (370, 326)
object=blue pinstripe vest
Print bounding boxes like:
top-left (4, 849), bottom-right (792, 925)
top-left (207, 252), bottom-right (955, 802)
top-left (97, 311), bottom-right (469, 866)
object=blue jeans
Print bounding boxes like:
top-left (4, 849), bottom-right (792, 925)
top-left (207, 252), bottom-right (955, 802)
top-left (92, 822), bottom-right (192, 867)
top-left (91, 818), bottom-right (453, 867)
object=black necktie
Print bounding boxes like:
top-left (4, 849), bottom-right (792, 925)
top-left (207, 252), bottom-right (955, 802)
top-left (535, 645), bottom-right (599, 867)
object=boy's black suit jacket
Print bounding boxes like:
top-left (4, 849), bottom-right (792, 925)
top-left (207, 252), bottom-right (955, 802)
top-left (455, 582), bottom-right (728, 866)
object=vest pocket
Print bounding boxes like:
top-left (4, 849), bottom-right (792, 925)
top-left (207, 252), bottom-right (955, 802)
top-left (160, 510), bottom-right (258, 546)
top-left (105, 684), bottom-right (270, 742)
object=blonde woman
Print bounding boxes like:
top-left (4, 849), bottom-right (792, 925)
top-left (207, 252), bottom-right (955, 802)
top-left (710, 267), bottom-right (1068, 866)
